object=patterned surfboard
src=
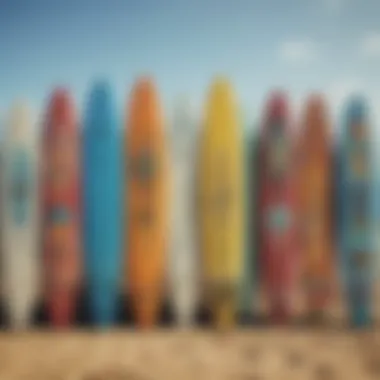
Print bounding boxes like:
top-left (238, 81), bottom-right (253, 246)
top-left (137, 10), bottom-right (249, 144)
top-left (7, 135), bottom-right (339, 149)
top-left (42, 89), bottom-right (82, 327)
top-left (1, 102), bottom-right (39, 329)
top-left (338, 97), bottom-right (375, 327)
top-left (126, 78), bottom-right (169, 328)
top-left (297, 95), bottom-right (334, 319)
top-left (258, 93), bottom-right (298, 323)
top-left (198, 78), bottom-right (244, 329)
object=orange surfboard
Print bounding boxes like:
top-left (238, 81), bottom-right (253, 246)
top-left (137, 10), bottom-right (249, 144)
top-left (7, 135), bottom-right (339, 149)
top-left (125, 78), bottom-right (169, 328)
top-left (297, 95), bottom-right (333, 318)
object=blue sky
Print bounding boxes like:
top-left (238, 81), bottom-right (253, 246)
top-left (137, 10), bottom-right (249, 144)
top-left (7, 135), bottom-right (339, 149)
top-left (1, 0), bottom-right (380, 125)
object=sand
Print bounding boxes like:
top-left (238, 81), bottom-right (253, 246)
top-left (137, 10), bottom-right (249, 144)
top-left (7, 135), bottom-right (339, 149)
top-left (0, 326), bottom-right (379, 380)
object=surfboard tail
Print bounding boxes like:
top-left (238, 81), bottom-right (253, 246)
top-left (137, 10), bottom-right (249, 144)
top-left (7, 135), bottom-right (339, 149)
top-left (3, 263), bottom-right (39, 329)
top-left (347, 283), bottom-right (373, 327)
top-left (175, 311), bottom-right (195, 327)
top-left (350, 305), bottom-right (371, 327)
top-left (173, 287), bottom-right (197, 326)
top-left (214, 300), bottom-right (236, 330)
top-left (305, 276), bottom-right (331, 317)
top-left (271, 304), bottom-right (290, 324)
top-left (6, 297), bottom-right (35, 330)
top-left (48, 293), bottom-right (76, 327)
top-left (131, 286), bottom-right (162, 328)
top-left (207, 282), bottom-right (238, 329)
top-left (88, 283), bottom-right (118, 327)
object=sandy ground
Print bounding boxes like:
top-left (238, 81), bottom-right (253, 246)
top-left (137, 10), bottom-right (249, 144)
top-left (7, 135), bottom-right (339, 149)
top-left (0, 283), bottom-right (377, 379)
top-left (0, 326), bottom-right (378, 380)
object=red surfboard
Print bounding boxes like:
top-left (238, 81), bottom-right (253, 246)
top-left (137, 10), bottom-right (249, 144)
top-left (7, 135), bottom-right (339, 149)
top-left (41, 89), bottom-right (82, 327)
top-left (258, 92), bottom-right (298, 323)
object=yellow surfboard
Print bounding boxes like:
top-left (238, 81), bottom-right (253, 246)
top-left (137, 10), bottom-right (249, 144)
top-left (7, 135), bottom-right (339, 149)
top-left (198, 78), bottom-right (244, 329)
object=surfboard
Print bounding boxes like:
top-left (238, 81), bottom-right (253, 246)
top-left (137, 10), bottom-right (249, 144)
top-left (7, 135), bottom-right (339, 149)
top-left (297, 95), bottom-right (334, 319)
top-left (338, 97), bottom-right (375, 327)
top-left (42, 89), bottom-right (82, 327)
top-left (126, 78), bottom-right (169, 328)
top-left (258, 92), bottom-right (297, 323)
top-left (169, 97), bottom-right (198, 326)
top-left (199, 78), bottom-right (244, 329)
top-left (238, 115), bottom-right (256, 324)
top-left (83, 81), bottom-right (122, 327)
top-left (1, 102), bottom-right (39, 329)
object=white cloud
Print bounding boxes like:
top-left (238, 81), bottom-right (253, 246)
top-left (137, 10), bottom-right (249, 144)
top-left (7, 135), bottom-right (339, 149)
top-left (360, 32), bottom-right (380, 59)
top-left (279, 40), bottom-right (319, 65)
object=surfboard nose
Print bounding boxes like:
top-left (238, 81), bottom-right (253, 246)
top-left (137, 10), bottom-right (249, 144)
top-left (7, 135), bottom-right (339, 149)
top-left (173, 96), bottom-right (192, 122)
top-left (86, 80), bottom-right (116, 132)
top-left (344, 96), bottom-right (370, 142)
top-left (302, 94), bottom-right (329, 139)
top-left (346, 96), bottom-right (368, 123)
top-left (205, 77), bottom-right (237, 127)
top-left (172, 96), bottom-right (194, 140)
top-left (45, 88), bottom-right (76, 133)
top-left (207, 77), bottom-right (234, 106)
top-left (129, 77), bottom-right (161, 128)
top-left (306, 94), bottom-right (325, 113)
top-left (131, 77), bottom-right (157, 105)
top-left (266, 91), bottom-right (288, 120)
top-left (7, 101), bottom-right (33, 140)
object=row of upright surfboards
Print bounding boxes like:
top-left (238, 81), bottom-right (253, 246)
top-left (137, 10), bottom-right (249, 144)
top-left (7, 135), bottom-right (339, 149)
top-left (0, 77), bottom-right (376, 330)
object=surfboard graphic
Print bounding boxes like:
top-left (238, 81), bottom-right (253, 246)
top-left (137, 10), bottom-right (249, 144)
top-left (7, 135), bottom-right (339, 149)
top-left (170, 97), bottom-right (198, 326)
top-left (42, 89), bottom-right (81, 327)
top-left (339, 97), bottom-right (375, 327)
top-left (298, 95), bottom-right (334, 319)
top-left (1, 103), bottom-right (39, 329)
top-left (199, 78), bottom-right (244, 329)
top-left (258, 93), bottom-right (297, 323)
top-left (126, 78), bottom-right (169, 328)
top-left (83, 81), bottom-right (122, 327)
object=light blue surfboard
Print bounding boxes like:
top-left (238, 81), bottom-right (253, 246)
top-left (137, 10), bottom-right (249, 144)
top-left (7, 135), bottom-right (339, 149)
top-left (338, 96), bottom-right (376, 327)
top-left (83, 81), bottom-right (122, 327)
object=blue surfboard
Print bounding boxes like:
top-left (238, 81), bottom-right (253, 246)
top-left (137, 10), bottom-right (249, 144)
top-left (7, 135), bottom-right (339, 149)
top-left (338, 97), bottom-right (376, 327)
top-left (83, 81), bottom-right (122, 326)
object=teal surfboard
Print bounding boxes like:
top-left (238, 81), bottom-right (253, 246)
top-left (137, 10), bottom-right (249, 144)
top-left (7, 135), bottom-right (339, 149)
top-left (338, 96), bottom-right (376, 327)
top-left (83, 81), bottom-right (123, 326)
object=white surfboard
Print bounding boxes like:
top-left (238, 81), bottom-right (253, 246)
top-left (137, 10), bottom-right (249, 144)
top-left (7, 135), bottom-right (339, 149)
top-left (169, 97), bottom-right (199, 326)
top-left (1, 102), bottom-right (40, 329)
